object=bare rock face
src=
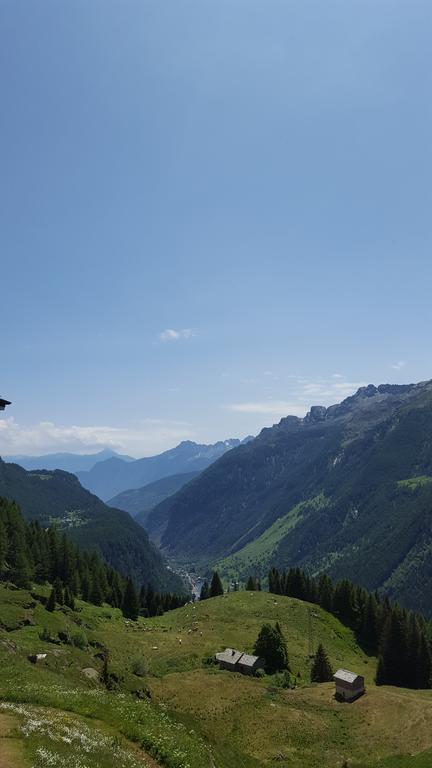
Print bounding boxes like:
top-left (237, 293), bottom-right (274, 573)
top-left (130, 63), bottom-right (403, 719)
top-left (82, 667), bottom-right (99, 680)
top-left (304, 406), bottom-right (327, 423)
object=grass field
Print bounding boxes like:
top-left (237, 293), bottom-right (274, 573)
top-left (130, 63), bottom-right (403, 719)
top-left (1, 585), bottom-right (432, 767)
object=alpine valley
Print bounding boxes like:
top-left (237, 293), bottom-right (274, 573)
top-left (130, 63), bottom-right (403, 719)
top-left (151, 380), bottom-right (432, 616)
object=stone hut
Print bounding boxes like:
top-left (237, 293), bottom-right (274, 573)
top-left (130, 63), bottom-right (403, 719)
top-left (237, 653), bottom-right (264, 676)
top-left (334, 669), bottom-right (365, 702)
top-left (215, 648), bottom-right (264, 675)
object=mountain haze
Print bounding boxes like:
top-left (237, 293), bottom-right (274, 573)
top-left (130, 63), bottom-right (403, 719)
top-left (77, 438), bottom-right (247, 500)
top-left (108, 470), bottom-right (200, 523)
top-left (157, 381), bottom-right (432, 614)
top-left (3, 448), bottom-right (134, 473)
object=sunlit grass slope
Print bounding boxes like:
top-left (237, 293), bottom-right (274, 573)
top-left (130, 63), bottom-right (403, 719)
top-left (2, 586), bottom-right (432, 767)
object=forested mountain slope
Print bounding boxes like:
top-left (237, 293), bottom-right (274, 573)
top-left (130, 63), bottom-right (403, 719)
top-left (157, 381), bottom-right (432, 613)
top-left (77, 439), bottom-right (245, 500)
top-left (0, 459), bottom-right (182, 592)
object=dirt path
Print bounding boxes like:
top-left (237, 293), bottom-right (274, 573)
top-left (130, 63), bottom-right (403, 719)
top-left (0, 713), bottom-right (28, 768)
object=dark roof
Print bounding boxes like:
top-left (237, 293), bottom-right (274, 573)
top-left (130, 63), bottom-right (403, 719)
top-left (0, 398), bottom-right (11, 410)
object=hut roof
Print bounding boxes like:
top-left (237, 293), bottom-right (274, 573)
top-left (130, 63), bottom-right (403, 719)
top-left (215, 648), bottom-right (243, 665)
top-left (238, 653), bottom-right (261, 667)
top-left (334, 669), bottom-right (363, 685)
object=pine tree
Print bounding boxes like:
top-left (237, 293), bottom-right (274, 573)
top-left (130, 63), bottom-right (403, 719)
top-left (246, 576), bottom-right (257, 591)
top-left (268, 567), bottom-right (282, 595)
top-left (53, 577), bottom-right (64, 605)
top-left (311, 643), bottom-right (333, 682)
top-left (90, 574), bottom-right (104, 606)
top-left (122, 578), bottom-right (140, 620)
top-left (11, 548), bottom-right (32, 588)
top-left (63, 586), bottom-right (75, 610)
top-left (46, 586), bottom-right (56, 612)
top-left (199, 581), bottom-right (209, 600)
top-left (254, 623), bottom-right (289, 674)
top-left (333, 579), bottom-right (359, 629)
top-left (317, 573), bottom-right (334, 612)
top-left (376, 609), bottom-right (408, 687)
top-left (209, 571), bottom-right (224, 597)
top-left (0, 517), bottom-right (8, 578)
top-left (357, 594), bottom-right (378, 650)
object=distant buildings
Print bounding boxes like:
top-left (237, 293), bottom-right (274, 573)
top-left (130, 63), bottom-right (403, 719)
top-left (215, 647), bottom-right (264, 675)
top-left (0, 398), bottom-right (11, 411)
top-left (334, 669), bottom-right (365, 702)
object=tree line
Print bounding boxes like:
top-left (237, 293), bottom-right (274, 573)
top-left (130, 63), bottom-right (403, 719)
top-left (267, 566), bottom-right (432, 689)
top-left (0, 497), bottom-right (187, 620)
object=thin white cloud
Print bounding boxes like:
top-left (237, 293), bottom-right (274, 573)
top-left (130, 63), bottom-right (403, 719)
top-left (0, 417), bottom-right (195, 458)
top-left (226, 401), bottom-right (307, 417)
top-left (391, 360), bottom-right (407, 370)
top-left (160, 328), bottom-right (194, 342)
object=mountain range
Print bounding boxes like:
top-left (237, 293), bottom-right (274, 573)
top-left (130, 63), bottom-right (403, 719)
top-left (108, 470), bottom-right (200, 524)
top-left (77, 438), bottom-right (249, 501)
top-left (0, 458), bottom-right (182, 593)
top-left (151, 380), bottom-right (432, 615)
top-left (3, 448), bottom-right (134, 474)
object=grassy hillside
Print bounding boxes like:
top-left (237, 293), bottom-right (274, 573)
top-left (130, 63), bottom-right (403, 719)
top-left (2, 586), bottom-right (432, 767)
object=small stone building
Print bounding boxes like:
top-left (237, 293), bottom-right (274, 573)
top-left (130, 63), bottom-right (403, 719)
top-left (237, 653), bottom-right (264, 676)
top-left (215, 648), bottom-right (264, 675)
top-left (334, 669), bottom-right (365, 702)
top-left (215, 648), bottom-right (243, 671)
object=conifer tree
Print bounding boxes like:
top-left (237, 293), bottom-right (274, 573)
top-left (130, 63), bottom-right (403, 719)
top-left (311, 643), bottom-right (333, 682)
top-left (317, 573), bottom-right (334, 612)
top-left (333, 579), bottom-right (359, 629)
top-left (0, 517), bottom-right (7, 577)
top-left (376, 610), bottom-right (408, 687)
top-left (254, 623), bottom-right (289, 674)
top-left (209, 571), bottom-right (224, 597)
top-left (46, 586), bottom-right (56, 612)
top-left (246, 576), bottom-right (257, 591)
top-left (268, 567), bottom-right (282, 595)
top-left (199, 581), bottom-right (209, 600)
top-left (122, 578), bottom-right (140, 620)
top-left (90, 574), bottom-right (104, 606)
top-left (357, 594), bottom-right (378, 649)
top-left (53, 577), bottom-right (64, 605)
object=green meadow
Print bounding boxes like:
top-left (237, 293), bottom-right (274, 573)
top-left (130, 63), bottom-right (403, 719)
top-left (1, 585), bottom-right (432, 767)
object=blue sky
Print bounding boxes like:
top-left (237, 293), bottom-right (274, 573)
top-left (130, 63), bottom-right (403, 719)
top-left (1, 0), bottom-right (431, 457)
